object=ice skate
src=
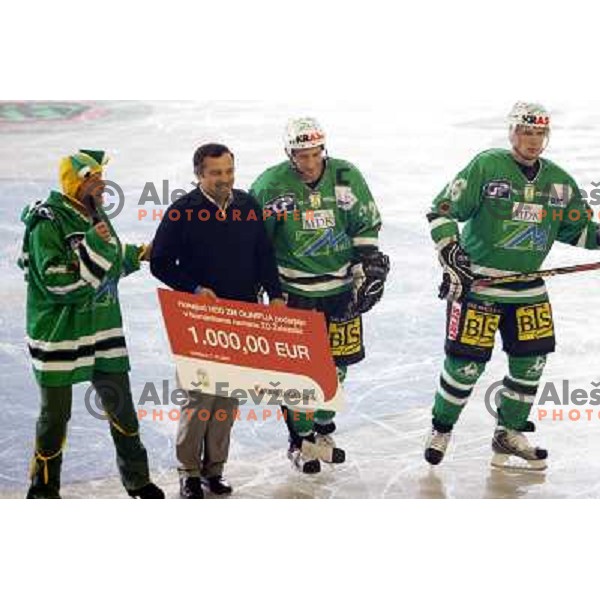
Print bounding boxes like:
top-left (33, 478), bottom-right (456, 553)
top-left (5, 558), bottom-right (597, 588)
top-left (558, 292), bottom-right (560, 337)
top-left (424, 426), bottom-right (452, 465)
top-left (491, 426), bottom-right (547, 471)
top-left (315, 433), bottom-right (346, 464)
top-left (287, 439), bottom-right (321, 474)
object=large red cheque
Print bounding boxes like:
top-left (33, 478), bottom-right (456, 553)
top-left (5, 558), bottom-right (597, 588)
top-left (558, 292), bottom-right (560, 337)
top-left (157, 288), bottom-right (343, 412)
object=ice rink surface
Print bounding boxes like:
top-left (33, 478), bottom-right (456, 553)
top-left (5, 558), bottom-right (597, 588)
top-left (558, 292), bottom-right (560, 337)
top-left (2, 100), bottom-right (600, 498)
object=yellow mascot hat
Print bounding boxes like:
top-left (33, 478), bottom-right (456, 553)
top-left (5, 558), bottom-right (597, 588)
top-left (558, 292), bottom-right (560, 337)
top-left (59, 149), bottom-right (109, 199)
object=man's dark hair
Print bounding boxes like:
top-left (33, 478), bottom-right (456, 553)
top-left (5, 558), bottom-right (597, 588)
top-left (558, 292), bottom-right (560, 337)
top-left (193, 143), bottom-right (234, 175)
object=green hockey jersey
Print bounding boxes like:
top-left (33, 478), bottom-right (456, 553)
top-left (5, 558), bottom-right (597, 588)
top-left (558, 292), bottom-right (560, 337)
top-left (19, 191), bottom-right (144, 386)
top-left (250, 158), bottom-right (381, 297)
top-left (428, 148), bottom-right (600, 303)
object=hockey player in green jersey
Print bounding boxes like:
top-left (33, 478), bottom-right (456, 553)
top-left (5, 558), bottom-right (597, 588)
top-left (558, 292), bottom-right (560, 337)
top-left (251, 118), bottom-right (389, 473)
top-left (425, 102), bottom-right (600, 470)
top-left (19, 150), bottom-right (164, 498)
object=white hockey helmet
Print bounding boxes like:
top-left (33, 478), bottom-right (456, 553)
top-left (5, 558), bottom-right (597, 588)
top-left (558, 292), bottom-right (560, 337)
top-left (284, 117), bottom-right (326, 154)
top-left (507, 102), bottom-right (551, 131)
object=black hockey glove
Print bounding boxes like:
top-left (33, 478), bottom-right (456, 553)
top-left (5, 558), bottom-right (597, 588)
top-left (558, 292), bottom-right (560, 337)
top-left (351, 248), bottom-right (390, 314)
top-left (437, 241), bottom-right (476, 302)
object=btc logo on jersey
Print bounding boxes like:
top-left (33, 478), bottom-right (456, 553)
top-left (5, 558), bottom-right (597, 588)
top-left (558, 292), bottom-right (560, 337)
top-left (516, 303), bottom-right (554, 341)
top-left (459, 307), bottom-right (501, 348)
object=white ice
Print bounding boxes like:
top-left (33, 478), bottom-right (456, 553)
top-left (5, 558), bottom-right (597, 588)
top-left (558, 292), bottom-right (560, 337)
top-left (2, 100), bottom-right (600, 498)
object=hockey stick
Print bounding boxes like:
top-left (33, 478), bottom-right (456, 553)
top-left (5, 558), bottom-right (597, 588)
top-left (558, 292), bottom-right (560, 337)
top-left (472, 260), bottom-right (600, 287)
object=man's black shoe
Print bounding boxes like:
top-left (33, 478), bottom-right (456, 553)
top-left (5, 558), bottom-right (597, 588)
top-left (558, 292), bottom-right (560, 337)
top-left (179, 476), bottom-right (204, 499)
top-left (203, 476), bottom-right (233, 496)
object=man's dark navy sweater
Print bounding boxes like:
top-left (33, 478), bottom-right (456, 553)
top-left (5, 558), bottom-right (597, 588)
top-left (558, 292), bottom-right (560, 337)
top-left (150, 187), bottom-right (283, 302)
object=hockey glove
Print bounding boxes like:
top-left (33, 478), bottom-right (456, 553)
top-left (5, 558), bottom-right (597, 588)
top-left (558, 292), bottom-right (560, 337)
top-left (351, 248), bottom-right (390, 314)
top-left (437, 241), bottom-right (476, 302)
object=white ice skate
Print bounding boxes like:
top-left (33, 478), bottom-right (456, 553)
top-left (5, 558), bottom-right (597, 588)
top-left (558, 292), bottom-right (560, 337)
top-left (491, 426), bottom-right (547, 471)
top-left (424, 426), bottom-right (452, 465)
top-left (287, 442), bottom-right (321, 474)
top-left (314, 433), bottom-right (346, 464)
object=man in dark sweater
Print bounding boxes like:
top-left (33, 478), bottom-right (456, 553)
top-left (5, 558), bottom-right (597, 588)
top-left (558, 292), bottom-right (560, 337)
top-left (151, 143), bottom-right (284, 499)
